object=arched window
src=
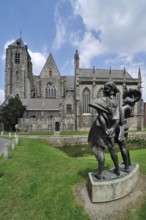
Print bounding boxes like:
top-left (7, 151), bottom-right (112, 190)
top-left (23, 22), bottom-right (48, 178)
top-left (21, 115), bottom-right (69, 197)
top-left (16, 71), bottom-right (20, 81)
top-left (82, 88), bottom-right (90, 113)
top-left (15, 51), bottom-right (20, 64)
top-left (46, 83), bottom-right (56, 98)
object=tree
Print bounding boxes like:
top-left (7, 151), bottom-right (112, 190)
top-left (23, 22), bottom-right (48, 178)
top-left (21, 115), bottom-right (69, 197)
top-left (0, 95), bottom-right (26, 131)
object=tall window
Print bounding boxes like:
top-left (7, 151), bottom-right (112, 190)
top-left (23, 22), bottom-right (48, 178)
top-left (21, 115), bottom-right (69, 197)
top-left (15, 51), bottom-right (20, 64)
top-left (46, 83), bottom-right (56, 98)
top-left (16, 71), bottom-right (20, 81)
top-left (82, 88), bottom-right (90, 113)
top-left (66, 104), bottom-right (72, 113)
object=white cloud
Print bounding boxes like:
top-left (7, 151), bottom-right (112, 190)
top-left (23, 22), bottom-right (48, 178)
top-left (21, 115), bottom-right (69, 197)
top-left (70, 0), bottom-right (146, 100)
top-left (0, 90), bottom-right (4, 103)
top-left (71, 0), bottom-right (146, 56)
top-left (28, 49), bottom-right (46, 75)
top-left (71, 31), bottom-right (106, 67)
top-left (53, 1), bottom-right (68, 50)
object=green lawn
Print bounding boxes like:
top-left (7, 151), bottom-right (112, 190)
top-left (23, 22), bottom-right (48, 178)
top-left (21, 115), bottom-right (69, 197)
top-left (0, 139), bottom-right (146, 220)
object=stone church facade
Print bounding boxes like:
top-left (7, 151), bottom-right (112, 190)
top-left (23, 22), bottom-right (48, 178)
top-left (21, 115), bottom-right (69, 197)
top-left (5, 37), bottom-right (143, 131)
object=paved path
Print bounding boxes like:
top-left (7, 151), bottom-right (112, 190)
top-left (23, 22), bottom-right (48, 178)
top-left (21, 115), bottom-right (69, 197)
top-left (0, 138), bottom-right (11, 155)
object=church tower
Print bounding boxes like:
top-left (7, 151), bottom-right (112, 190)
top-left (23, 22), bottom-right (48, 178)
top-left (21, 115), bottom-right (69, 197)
top-left (5, 38), bottom-right (33, 100)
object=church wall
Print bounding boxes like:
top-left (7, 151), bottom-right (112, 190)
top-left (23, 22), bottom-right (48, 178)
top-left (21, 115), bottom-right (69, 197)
top-left (61, 90), bottom-right (75, 131)
top-left (76, 82), bottom-right (143, 131)
top-left (127, 117), bottom-right (139, 130)
top-left (40, 77), bottom-right (62, 98)
top-left (20, 111), bottom-right (61, 132)
top-left (78, 115), bottom-right (92, 131)
top-left (61, 116), bottom-right (75, 131)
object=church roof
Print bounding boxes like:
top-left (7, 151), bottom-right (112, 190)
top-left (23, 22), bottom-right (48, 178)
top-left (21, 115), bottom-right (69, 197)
top-left (79, 68), bottom-right (133, 79)
top-left (65, 76), bottom-right (74, 90)
top-left (21, 98), bottom-right (62, 111)
top-left (9, 37), bottom-right (26, 48)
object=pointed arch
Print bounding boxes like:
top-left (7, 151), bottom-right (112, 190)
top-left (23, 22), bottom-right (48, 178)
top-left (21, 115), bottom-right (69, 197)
top-left (46, 82), bottom-right (56, 98)
top-left (82, 87), bottom-right (90, 113)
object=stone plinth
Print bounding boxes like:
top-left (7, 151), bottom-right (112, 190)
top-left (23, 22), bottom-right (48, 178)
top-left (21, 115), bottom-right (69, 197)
top-left (88, 164), bottom-right (139, 203)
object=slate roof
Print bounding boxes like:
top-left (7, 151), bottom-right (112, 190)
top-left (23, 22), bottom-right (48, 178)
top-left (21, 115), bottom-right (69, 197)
top-left (21, 98), bottom-right (62, 111)
top-left (9, 38), bottom-right (26, 48)
top-left (65, 76), bottom-right (74, 90)
top-left (79, 68), bottom-right (133, 79)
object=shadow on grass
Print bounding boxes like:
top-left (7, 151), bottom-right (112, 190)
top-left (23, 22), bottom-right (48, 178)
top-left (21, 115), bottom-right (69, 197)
top-left (0, 172), bottom-right (4, 178)
top-left (78, 163), bottom-right (111, 180)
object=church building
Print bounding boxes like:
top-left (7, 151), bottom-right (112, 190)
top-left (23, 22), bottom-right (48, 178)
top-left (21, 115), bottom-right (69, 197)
top-left (5, 38), bottom-right (143, 131)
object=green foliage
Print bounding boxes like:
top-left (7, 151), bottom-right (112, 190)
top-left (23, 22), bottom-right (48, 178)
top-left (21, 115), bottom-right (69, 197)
top-left (127, 138), bottom-right (146, 146)
top-left (0, 95), bottom-right (26, 130)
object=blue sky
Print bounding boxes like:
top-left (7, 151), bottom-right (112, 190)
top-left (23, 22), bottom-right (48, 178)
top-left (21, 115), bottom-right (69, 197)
top-left (1, 0), bottom-right (146, 102)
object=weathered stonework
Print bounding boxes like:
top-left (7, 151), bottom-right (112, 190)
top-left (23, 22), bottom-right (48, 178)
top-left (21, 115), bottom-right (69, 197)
top-left (4, 38), bottom-right (143, 131)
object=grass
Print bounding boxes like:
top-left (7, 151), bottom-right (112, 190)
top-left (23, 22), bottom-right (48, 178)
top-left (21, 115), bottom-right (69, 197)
top-left (0, 138), bottom-right (93, 220)
top-left (0, 138), bottom-right (146, 219)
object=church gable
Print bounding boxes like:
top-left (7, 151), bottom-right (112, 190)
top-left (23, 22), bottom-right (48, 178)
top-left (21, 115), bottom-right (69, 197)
top-left (39, 53), bottom-right (60, 79)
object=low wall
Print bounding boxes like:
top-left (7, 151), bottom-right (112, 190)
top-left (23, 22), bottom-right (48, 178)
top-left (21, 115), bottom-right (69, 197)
top-left (47, 132), bottom-right (146, 147)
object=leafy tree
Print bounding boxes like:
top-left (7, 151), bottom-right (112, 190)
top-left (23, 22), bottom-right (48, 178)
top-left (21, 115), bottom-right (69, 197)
top-left (0, 95), bottom-right (26, 131)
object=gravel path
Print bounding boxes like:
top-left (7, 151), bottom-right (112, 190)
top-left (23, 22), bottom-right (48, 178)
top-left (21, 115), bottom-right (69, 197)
top-left (74, 173), bottom-right (146, 220)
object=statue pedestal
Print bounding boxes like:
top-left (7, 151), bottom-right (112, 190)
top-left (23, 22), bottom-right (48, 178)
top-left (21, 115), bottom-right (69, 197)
top-left (88, 164), bottom-right (139, 203)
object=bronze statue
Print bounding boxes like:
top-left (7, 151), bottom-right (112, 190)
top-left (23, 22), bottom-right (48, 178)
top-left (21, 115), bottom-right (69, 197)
top-left (88, 81), bottom-right (141, 179)
top-left (88, 81), bottom-right (120, 179)
top-left (116, 85), bottom-right (141, 171)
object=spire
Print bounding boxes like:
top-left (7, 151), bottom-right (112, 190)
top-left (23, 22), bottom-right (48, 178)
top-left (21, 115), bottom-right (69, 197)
top-left (138, 67), bottom-right (141, 81)
top-left (93, 65), bottom-right (95, 74)
top-left (138, 67), bottom-right (142, 91)
top-left (93, 66), bottom-right (96, 86)
top-left (109, 66), bottom-right (112, 79)
top-left (123, 67), bottom-right (126, 84)
top-left (74, 50), bottom-right (79, 69)
top-left (20, 29), bottom-right (22, 38)
top-left (123, 67), bottom-right (126, 77)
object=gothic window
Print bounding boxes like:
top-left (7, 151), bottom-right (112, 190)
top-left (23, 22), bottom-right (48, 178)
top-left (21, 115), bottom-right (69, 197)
top-left (15, 51), bottom-right (20, 64)
top-left (66, 104), bottom-right (72, 113)
top-left (46, 83), bottom-right (56, 98)
top-left (16, 71), bottom-right (20, 81)
top-left (82, 88), bottom-right (90, 113)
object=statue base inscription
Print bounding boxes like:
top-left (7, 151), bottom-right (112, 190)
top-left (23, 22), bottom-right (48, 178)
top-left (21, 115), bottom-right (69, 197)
top-left (88, 164), bottom-right (139, 203)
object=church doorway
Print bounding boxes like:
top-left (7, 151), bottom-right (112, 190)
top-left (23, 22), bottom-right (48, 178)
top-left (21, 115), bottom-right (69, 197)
top-left (55, 122), bottom-right (60, 131)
